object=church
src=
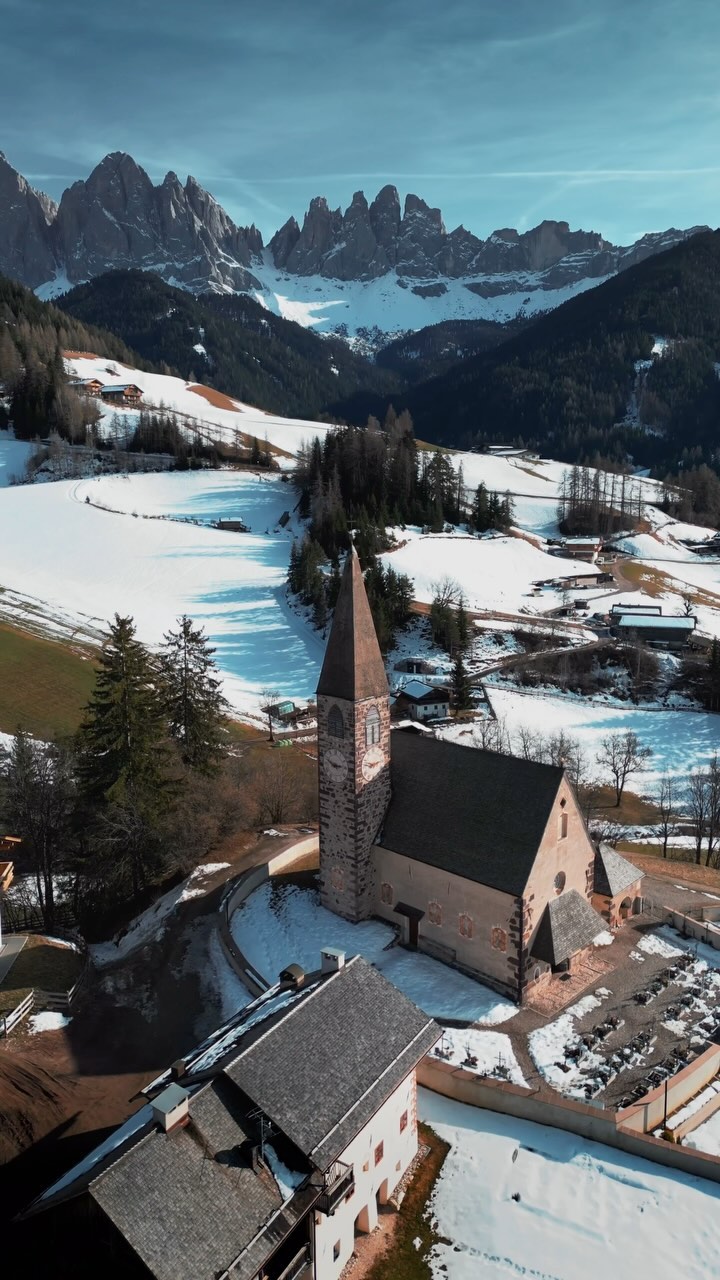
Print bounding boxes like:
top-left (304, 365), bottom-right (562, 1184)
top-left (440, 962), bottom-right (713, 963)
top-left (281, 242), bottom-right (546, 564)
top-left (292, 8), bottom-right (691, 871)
top-left (316, 548), bottom-right (643, 1004)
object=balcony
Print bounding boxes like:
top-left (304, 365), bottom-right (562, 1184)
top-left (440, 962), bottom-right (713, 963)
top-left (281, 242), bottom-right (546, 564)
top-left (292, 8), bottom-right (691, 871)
top-left (272, 1243), bottom-right (312, 1280)
top-left (316, 1161), bottom-right (355, 1215)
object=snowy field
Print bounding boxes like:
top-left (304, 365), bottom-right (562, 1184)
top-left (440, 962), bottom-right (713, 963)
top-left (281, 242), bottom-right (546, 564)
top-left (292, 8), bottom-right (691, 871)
top-left (0, 469), bottom-right (323, 716)
top-left (486, 687), bottom-right (720, 784)
top-left (431, 1028), bottom-right (527, 1086)
top-left (381, 532), bottom-right (601, 615)
top-left (685, 1108), bottom-right (720, 1158)
top-left (419, 1088), bottom-right (720, 1280)
top-left (230, 881), bottom-right (517, 1024)
top-left (0, 432), bottom-right (33, 486)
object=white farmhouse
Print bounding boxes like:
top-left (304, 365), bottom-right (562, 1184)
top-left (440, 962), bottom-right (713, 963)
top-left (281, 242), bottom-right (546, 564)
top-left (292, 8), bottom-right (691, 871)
top-left (27, 951), bottom-right (440, 1280)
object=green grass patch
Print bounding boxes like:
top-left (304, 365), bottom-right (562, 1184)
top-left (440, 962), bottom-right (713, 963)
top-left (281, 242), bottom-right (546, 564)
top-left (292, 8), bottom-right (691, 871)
top-left (0, 623), bottom-right (96, 739)
top-left (365, 1123), bottom-right (451, 1280)
top-left (0, 934), bottom-right (83, 1016)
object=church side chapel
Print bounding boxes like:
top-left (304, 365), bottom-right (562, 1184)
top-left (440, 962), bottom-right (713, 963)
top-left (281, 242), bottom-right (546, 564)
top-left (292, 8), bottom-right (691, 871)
top-left (317, 548), bottom-right (643, 1004)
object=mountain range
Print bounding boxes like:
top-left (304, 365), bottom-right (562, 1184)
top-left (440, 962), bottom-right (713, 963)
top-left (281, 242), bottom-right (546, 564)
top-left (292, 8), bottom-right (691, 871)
top-left (0, 150), bottom-right (709, 343)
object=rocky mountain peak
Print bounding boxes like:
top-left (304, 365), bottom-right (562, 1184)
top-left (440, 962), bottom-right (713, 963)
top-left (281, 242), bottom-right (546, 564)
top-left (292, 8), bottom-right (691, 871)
top-left (0, 152), bottom-right (59, 287)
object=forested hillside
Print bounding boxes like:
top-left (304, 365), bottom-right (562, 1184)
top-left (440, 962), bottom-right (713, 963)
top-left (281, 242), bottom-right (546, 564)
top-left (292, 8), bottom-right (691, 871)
top-left (57, 270), bottom-right (403, 422)
top-left (0, 273), bottom-right (148, 439)
top-left (396, 230), bottom-right (720, 469)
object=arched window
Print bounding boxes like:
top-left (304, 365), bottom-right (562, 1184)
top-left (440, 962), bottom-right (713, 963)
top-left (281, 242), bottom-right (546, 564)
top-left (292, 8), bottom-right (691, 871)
top-left (328, 705), bottom-right (344, 739)
top-left (554, 871), bottom-right (566, 895)
top-left (428, 900), bottom-right (443, 926)
top-left (365, 706), bottom-right (381, 747)
top-left (458, 913), bottom-right (474, 940)
top-left (380, 881), bottom-right (393, 905)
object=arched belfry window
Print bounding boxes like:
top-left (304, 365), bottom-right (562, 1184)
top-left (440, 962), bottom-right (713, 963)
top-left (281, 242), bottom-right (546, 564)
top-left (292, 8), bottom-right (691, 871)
top-left (328, 705), bottom-right (344, 739)
top-left (365, 706), bottom-right (381, 747)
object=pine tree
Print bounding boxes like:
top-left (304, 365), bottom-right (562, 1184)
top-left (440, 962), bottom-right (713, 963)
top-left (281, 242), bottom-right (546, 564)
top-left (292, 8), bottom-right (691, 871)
top-left (77, 615), bottom-right (171, 808)
top-left (452, 650), bottom-right (474, 712)
top-left (159, 616), bottom-right (229, 770)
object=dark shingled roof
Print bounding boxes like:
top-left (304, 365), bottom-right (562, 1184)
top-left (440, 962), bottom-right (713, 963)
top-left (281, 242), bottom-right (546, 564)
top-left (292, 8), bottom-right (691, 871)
top-left (531, 890), bottom-right (606, 966)
top-left (594, 843), bottom-right (642, 897)
top-left (90, 1077), bottom-right (287, 1280)
top-left (225, 956), bottom-right (439, 1170)
top-left (317, 547), bottom-right (388, 701)
top-left (379, 731), bottom-right (565, 896)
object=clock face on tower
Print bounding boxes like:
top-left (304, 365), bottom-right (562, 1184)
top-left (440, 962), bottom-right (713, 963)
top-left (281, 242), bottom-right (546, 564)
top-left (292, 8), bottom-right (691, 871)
top-left (323, 748), bottom-right (348, 784)
top-left (361, 744), bottom-right (385, 782)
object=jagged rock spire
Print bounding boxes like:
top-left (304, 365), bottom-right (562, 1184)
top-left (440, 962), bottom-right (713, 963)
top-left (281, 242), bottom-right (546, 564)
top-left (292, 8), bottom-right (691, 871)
top-left (317, 547), bottom-right (388, 701)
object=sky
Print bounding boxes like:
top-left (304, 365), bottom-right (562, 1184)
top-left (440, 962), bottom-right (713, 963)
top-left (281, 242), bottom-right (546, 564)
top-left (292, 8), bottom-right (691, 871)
top-left (1, 0), bottom-right (719, 246)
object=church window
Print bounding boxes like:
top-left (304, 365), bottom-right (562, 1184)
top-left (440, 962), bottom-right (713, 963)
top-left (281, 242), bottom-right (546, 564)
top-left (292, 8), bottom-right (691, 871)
top-left (559, 812), bottom-right (568, 839)
top-left (428, 900), bottom-right (443, 926)
top-left (490, 926), bottom-right (507, 952)
top-left (399, 1110), bottom-right (408, 1133)
top-left (380, 881), bottom-right (393, 905)
top-left (330, 866), bottom-right (345, 892)
top-left (458, 912), bottom-right (474, 939)
top-left (365, 706), bottom-right (381, 746)
top-left (374, 1141), bottom-right (384, 1165)
top-left (328, 705), bottom-right (344, 739)
top-left (554, 871), bottom-right (566, 894)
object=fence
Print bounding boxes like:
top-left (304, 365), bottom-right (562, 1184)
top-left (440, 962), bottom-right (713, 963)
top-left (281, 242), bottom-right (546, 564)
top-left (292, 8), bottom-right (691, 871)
top-left (0, 936), bottom-right (89, 1038)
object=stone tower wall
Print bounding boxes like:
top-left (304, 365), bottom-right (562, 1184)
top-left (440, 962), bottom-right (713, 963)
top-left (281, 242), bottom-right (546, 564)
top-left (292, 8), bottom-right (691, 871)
top-left (318, 692), bottom-right (391, 921)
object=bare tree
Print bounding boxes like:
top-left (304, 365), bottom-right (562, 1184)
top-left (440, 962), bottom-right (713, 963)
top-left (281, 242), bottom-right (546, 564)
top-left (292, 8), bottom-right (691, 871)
top-left (686, 769), bottom-right (709, 865)
top-left (706, 756), bottom-right (720, 867)
top-left (260, 687), bottom-right (281, 744)
top-left (253, 750), bottom-right (306, 825)
top-left (516, 725), bottom-right (544, 762)
top-left (473, 714), bottom-right (509, 755)
top-left (2, 732), bottom-right (76, 931)
top-left (653, 775), bottom-right (678, 859)
top-left (596, 730), bottom-right (653, 807)
top-left (429, 576), bottom-right (462, 610)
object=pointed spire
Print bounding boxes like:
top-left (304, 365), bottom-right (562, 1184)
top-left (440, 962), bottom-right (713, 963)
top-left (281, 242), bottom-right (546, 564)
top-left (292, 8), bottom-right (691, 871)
top-left (317, 548), bottom-right (388, 701)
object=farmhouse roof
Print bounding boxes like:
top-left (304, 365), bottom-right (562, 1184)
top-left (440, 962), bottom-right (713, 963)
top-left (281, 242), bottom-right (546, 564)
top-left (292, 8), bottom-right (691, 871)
top-left (594, 843), bottom-right (642, 897)
top-left (379, 731), bottom-right (565, 896)
top-left (317, 546), bottom-right (388, 702)
top-left (532, 890), bottom-right (606, 966)
top-left (397, 680), bottom-right (448, 703)
top-left (224, 956), bottom-right (438, 1170)
top-left (615, 614), bottom-right (695, 631)
top-left (28, 957), bottom-right (438, 1279)
top-left (101, 382), bottom-right (141, 393)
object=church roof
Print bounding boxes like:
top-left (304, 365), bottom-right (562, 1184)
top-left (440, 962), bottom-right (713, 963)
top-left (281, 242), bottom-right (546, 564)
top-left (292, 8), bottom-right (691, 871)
top-left (594, 843), bottom-right (642, 897)
top-left (379, 731), bottom-right (565, 896)
top-left (531, 890), bottom-right (606, 966)
top-left (317, 547), bottom-right (389, 702)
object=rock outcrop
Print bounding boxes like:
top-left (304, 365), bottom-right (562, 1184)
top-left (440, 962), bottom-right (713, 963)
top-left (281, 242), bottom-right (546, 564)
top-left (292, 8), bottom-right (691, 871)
top-left (0, 152), bottom-right (59, 289)
top-left (0, 150), bottom-right (710, 315)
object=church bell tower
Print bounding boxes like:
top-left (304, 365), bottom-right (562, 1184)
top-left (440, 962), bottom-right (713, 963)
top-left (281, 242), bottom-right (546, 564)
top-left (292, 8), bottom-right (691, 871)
top-left (317, 547), bottom-right (391, 921)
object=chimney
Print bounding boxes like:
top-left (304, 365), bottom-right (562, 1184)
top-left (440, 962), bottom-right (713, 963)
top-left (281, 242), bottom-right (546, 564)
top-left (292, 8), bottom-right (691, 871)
top-left (151, 1083), bottom-right (190, 1133)
top-left (169, 1059), bottom-right (185, 1082)
top-left (321, 947), bottom-right (346, 974)
top-left (279, 962), bottom-right (305, 989)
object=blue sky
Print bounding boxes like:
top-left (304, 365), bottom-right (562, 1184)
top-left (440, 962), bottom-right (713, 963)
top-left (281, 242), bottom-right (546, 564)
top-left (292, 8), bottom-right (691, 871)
top-left (2, 0), bottom-right (718, 244)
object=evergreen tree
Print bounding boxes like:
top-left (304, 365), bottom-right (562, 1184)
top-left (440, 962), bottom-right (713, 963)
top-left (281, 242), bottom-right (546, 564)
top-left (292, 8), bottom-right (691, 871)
top-left (160, 616), bottom-right (229, 770)
top-left (452, 651), bottom-right (474, 712)
top-left (77, 614), bottom-right (171, 810)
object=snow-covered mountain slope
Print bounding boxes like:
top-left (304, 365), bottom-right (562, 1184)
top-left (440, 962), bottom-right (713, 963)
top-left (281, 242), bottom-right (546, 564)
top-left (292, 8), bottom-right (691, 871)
top-left (248, 253), bottom-right (609, 343)
top-left (65, 355), bottom-right (332, 461)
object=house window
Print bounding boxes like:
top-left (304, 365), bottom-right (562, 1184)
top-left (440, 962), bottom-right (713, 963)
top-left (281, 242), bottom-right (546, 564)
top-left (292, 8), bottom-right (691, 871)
top-left (333, 1241), bottom-right (341, 1261)
top-left (559, 812), bottom-right (568, 839)
top-left (428, 900), bottom-right (443, 926)
top-left (491, 926), bottom-right (507, 952)
top-left (365, 706), bottom-right (381, 746)
top-left (374, 1141), bottom-right (384, 1166)
top-left (330, 866), bottom-right (345, 892)
top-left (362, 1161), bottom-right (369, 1173)
top-left (400, 1110), bottom-right (408, 1133)
top-left (381, 881), bottom-right (393, 905)
top-left (458, 912), bottom-right (474, 939)
top-left (328, 705), bottom-right (344, 739)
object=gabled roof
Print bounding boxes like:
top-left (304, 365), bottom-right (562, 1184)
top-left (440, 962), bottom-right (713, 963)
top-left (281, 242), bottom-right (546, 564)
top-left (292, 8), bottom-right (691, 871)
top-left (225, 956), bottom-right (438, 1170)
top-left (101, 382), bottom-right (141, 393)
top-left (532, 890), bottom-right (606, 966)
top-left (594, 843), bottom-right (642, 897)
top-left (317, 547), bottom-right (388, 702)
top-left (396, 679), bottom-right (448, 702)
top-left (379, 731), bottom-right (566, 896)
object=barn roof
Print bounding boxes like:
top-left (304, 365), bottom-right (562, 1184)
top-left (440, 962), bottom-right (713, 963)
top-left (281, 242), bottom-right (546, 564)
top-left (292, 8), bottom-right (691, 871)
top-left (397, 680), bottom-right (448, 702)
top-left (379, 731), bottom-right (566, 896)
